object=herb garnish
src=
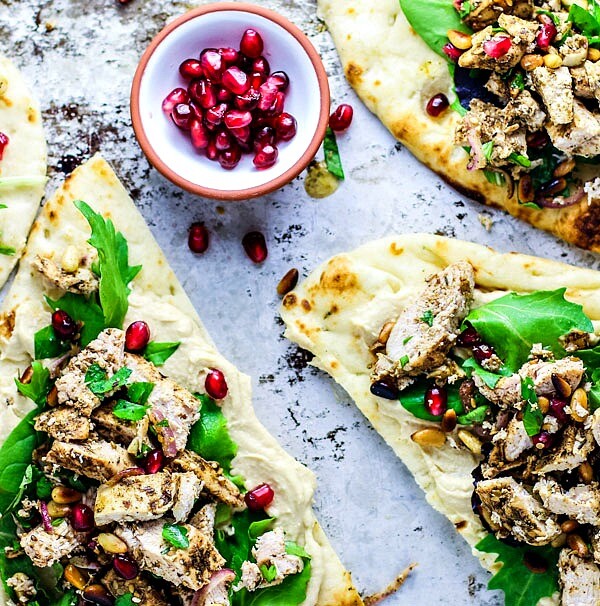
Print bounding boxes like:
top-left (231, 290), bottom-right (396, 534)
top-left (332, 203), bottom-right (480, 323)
top-left (15, 361), bottom-right (51, 407)
top-left (162, 523), bottom-right (190, 549)
top-left (420, 310), bottom-right (435, 326)
top-left (85, 364), bottom-right (131, 396)
top-left (144, 341), bottom-right (180, 366)
top-left (113, 382), bottom-right (154, 421)
top-left (323, 127), bottom-right (345, 180)
top-left (521, 377), bottom-right (543, 436)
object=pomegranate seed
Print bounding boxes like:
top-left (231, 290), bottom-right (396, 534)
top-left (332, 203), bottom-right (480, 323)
top-left (143, 448), bottom-right (165, 474)
top-left (252, 56), bottom-right (270, 77)
top-left (217, 87), bottom-right (233, 102)
top-left (274, 113), bottom-right (297, 141)
top-left (190, 119), bottom-right (210, 150)
top-left (425, 386), bottom-right (447, 416)
top-left (254, 126), bottom-right (276, 151)
top-left (242, 231), bottom-right (268, 263)
top-left (179, 58), bottom-right (203, 80)
top-left (536, 21), bottom-right (557, 50)
top-left (442, 42), bottom-right (463, 62)
top-left (71, 503), bottom-right (94, 532)
top-left (219, 47), bottom-right (240, 66)
top-left (82, 585), bottom-right (113, 606)
top-left (253, 144), bottom-right (278, 169)
top-left (426, 93), bottom-right (449, 117)
top-left (472, 344), bottom-right (495, 364)
top-left (457, 326), bottom-right (481, 347)
top-left (240, 29), bottom-right (264, 58)
top-left (0, 132), bottom-right (9, 160)
top-left (257, 81), bottom-right (278, 111)
top-left (533, 431), bottom-right (554, 450)
top-left (230, 126), bottom-right (251, 144)
top-left (189, 79), bottom-right (217, 109)
top-left (205, 139), bottom-right (218, 161)
top-left (171, 103), bottom-right (193, 130)
top-left (483, 36), bottom-right (512, 58)
top-left (222, 66), bottom-right (251, 95)
top-left (249, 72), bottom-right (264, 89)
top-left (329, 104), bottom-right (354, 131)
top-left (370, 379), bottom-right (399, 400)
top-left (52, 309), bottom-right (77, 340)
top-left (200, 49), bottom-right (223, 82)
top-left (218, 145), bottom-right (242, 170)
top-left (113, 554), bottom-right (138, 580)
top-left (162, 88), bottom-right (189, 113)
top-left (125, 321), bottom-right (150, 352)
top-left (268, 71), bottom-right (289, 91)
top-left (266, 92), bottom-right (285, 116)
top-left (224, 110), bottom-right (252, 129)
top-left (188, 222), bottom-right (209, 253)
top-left (189, 101), bottom-right (203, 121)
top-left (205, 102), bottom-right (228, 126)
top-left (234, 89), bottom-right (261, 111)
top-left (215, 129), bottom-right (232, 151)
top-left (549, 398), bottom-right (568, 423)
top-left (245, 483), bottom-right (274, 511)
top-left (526, 130), bottom-right (550, 149)
top-left (205, 368), bottom-right (228, 399)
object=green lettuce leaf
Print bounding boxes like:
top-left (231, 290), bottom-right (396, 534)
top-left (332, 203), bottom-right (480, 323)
top-left (112, 400), bottom-right (149, 421)
top-left (45, 293), bottom-right (105, 347)
top-left (33, 325), bottom-right (70, 360)
top-left (462, 357), bottom-right (510, 388)
top-left (521, 377), bottom-right (543, 436)
top-left (14, 361), bottom-right (51, 408)
top-left (323, 127), bottom-right (344, 180)
top-left (114, 594), bottom-right (134, 606)
top-left (457, 405), bottom-right (488, 425)
top-left (398, 380), bottom-right (464, 422)
top-left (464, 289), bottom-right (593, 371)
top-left (144, 341), bottom-right (180, 366)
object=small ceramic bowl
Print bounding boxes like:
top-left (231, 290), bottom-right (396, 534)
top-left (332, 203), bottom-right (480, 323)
top-left (130, 2), bottom-right (330, 200)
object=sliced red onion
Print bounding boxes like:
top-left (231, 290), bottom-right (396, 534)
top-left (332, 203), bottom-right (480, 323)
top-left (39, 501), bottom-right (53, 533)
top-left (537, 186), bottom-right (584, 208)
top-left (105, 467), bottom-right (145, 487)
top-left (466, 131), bottom-right (485, 171)
top-left (191, 569), bottom-right (236, 606)
top-left (150, 409), bottom-right (178, 458)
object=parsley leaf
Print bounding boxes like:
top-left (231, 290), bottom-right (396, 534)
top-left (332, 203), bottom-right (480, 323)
top-left (115, 595), bottom-right (134, 606)
top-left (323, 127), bottom-right (344, 180)
top-left (399, 355), bottom-right (409, 367)
top-left (260, 564), bottom-right (278, 582)
top-left (15, 362), bottom-right (51, 407)
top-left (457, 405), bottom-right (489, 425)
top-left (6, 465), bottom-right (34, 513)
top-left (127, 382), bottom-right (154, 405)
top-left (162, 523), bottom-right (189, 549)
top-left (589, 368), bottom-right (600, 411)
top-left (509, 152), bottom-right (531, 168)
top-left (85, 364), bottom-right (131, 396)
top-left (521, 377), bottom-right (543, 436)
top-left (112, 400), bottom-right (150, 421)
top-left (34, 325), bottom-right (70, 360)
top-left (45, 293), bottom-right (105, 347)
top-left (74, 200), bottom-right (141, 329)
top-left (420, 310), bottom-right (435, 326)
top-left (482, 141), bottom-right (494, 162)
top-left (144, 341), bottom-right (180, 366)
top-left (285, 542), bottom-right (311, 558)
top-left (0, 241), bottom-right (15, 256)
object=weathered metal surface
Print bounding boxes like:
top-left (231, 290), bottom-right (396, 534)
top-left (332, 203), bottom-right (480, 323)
top-left (3, 0), bottom-right (600, 603)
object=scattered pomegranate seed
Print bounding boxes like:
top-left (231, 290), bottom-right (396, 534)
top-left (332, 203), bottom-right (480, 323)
top-left (370, 379), bottom-right (399, 400)
top-left (205, 368), bottom-right (228, 400)
top-left (245, 483), bottom-right (274, 510)
top-left (235, 89), bottom-right (261, 111)
top-left (125, 321), bottom-right (150, 352)
top-left (258, 81), bottom-right (278, 112)
top-left (0, 132), bottom-right (9, 160)
top-left (179, 58), bottom-right (203, 80)
top-left (113, 555), bottom-right (139, 580)
top-left (190, 119), bottom-right (210, 150)
top-left (483, 36), bottom-right (512, 58)
top-left (329, 104), bottom-right (354, 131)
top-left (537, 18), bottom-right (557, 50)
top-left (253, 144), bottom-right (278, 169)
top-left (52, 309), bottom-right (77, 341)
top-left (219, 47), bottom-right (239, 65)
top-left (143, 449), bottom-right (165, 474)
top-left (240, 29), bottom-right (264, 58)
top-left (217, 87), bottom-right (233, 102)
top-left (533, 431), bottom-right (554, 450)
top-left (472, 344), bottom-right (495, 364)
top-left (457, 326), bottom-right (482, 347)
top-left (222, 66), bottom-right (251, 95)
top-left (266, 92), bottom-right (285, 116)
top-left (549, 398), bottom-right (568, 423)
top-left (188, 222), bottom-right (209, 254)
top-left (242, 231), bottom-right (268, 263)
top-left (274, 113), bottom-right (297, 141)
top-left (218, 145), bottom-right (242, 170)
top-left (162, 88), bottom-right (189, 113)
top-left (252, 56), bottom-right (270, 76)
top-left (425, 386), bottom-right (447, 416)
top-left (254, 126), bottom-right (276, 151)
top-left (171, 103), bottom-right (193, 130)
top-left (268, 71), bottom-right (289, 91)
top-left (71, 503), bottom-right (94, 532)
top-left (442, 42), bottom-right (463, 62)
top-left (426, 93), bottom-right (449, 117)
top-left (200, 49), bottom-right (224, 82)
top-left (249, 72), bottom-right (264, 89)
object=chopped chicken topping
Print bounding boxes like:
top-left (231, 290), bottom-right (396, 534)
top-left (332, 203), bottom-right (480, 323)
top-left (530, 66), bottom-right (574, 125)
top-left (533, 424), bottom-right (595, 475)
top-left (6, 573), bottom-right (37, 604)
top-left (102, 569), bottom-right (169, 606)
top-left (546, 100), bottom-right (600, 158)
top-left (20, 520), bottom-right (80, 568)
top-left (483, 417), bottom-right (533, 478)
top-left (35, 405), bottom-right (92, 441)
top-left (32, 254), bottom-right (99, 296)
top-left (91, 401), bottom-right (140, 445)
top-left (559, 549), bottom-right (600, 606)
top-left (461, 0), bottom-right (534, 32)
top-left (251, 528), bottom-right (304, 586)
top-left (535, 478), bottom-right (600, 525)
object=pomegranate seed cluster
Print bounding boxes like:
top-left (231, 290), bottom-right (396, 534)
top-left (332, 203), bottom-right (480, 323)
top-left (162, 29), bottom-right (297, 171)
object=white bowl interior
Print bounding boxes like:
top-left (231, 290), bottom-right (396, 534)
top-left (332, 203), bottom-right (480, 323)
top-left (138, 10), bottom-right (322, 193)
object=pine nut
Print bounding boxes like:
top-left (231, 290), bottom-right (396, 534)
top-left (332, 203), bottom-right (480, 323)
top-left (561, 520), bottom-right (579, 534)
top-left (520, 54), bottom-right (543, 71)
top-left (64, 564), bottom-right (88, 590)
top-left (51, 486), bottom-right (82, 504)
top-left (538, 396), bottom-right (550, 415)
top-left (277, 268), bottom-right (299, 297)
top-left (553, 159), bottom-right (576, 178)
top-left (551, 373), bottom-right (572, 398)
top-left (46, 500), bottom-right (71, 518)
top-left (588, 47), bottom-right (600, 62)
top-left (97, 532), bottom-right (128, 554)
top-left (543, 53), bottom-right (563, 69)
top-left (579, 462), bottom-right (594, 483)
top-left (19, 365), bottom-right (33, 385)
top-left (61, 246), bottom-right (80, 274)
top-left (441, 409), bottom-right (457, 433)
top-left (411, 427), bottom-right (446, 447)
top-left (377, 321), bottom-right (396, 346)
top-left (457, 429), bottom-right (483, 455)
top-left (567, 533), bottom-right (589, 557)
top-left (46, 385), bottom-right (58, 407)
top-left (570, 388), bottom-right (589, 422)
top-left (551, 533), bottom-right (567, 549)
top-left (447, 29), bottom-right (472, 50)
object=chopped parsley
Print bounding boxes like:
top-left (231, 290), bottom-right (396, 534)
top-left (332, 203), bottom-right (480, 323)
top-left (162, 523), bottom-right (190, 549)
top-left (400, 355), bottom-right (410, 368)
top-left (420, 310), bottom-right (435, 326)
top-left (144, 341), bottom-right (180, 366)
top-left (85, 364), bottom-right (131, 396)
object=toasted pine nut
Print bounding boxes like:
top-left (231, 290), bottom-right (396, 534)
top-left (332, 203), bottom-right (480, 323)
top-left (551, 533), bottom-right (567, 549)
top-left (561, 520), bottom-right (579, 534)
top-left (543, 53), bottom-right (563, 68)
top-left (579, 462), bottom-right (594, 484)
top-left (411, 427), bottom-right (446, 448)
top-left (457, 429), bottom-right (482, 455)
top-left (46, 385), bottom-right (58, 407)
top-left (19, 365), bottom-right (33, 385)
top-left (97, 532), bottom-right (128, 554)
top-left (441, 409), bottom-right (458, 433)
top-left (64, 564), bottom-right (88, 590)
top-left (551, 374), bottom-right (572, 398)
top-left (538, 396), bottom-right (550, 415)
top-left (570, 388), bottom-right (589, 422)
top-left (567, 533), bottom-right (589, 557)
top-left (447, 29), bottom-right (472, 50)
top-left (61, 246), bottom-right (80, 274)
top-left (553, 159), bottom-right (576, 178)
top-left (277, 268), bottom-right (299, 297)
top-left (51, 486), bottom-right (82, 504)
top-left (377, 321), bottom-right (396, 346)
top-left (520, 54), bottom-right (543, 71)
top-left (46, 500), bottom-right (71, 518)
top-left (588, 47), bottom-right (600, 62)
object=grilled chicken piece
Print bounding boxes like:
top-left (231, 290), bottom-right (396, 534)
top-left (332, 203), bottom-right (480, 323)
top-left (546, 99), bottom-right (600, 157)
top-left (591, 528), bottom-right (600, 565)
top-left (91, 401), bottom-right (139, 445)
top-left (20, 520), bottom-right (80, 568)
top-left (533, 425), bottom-right (595, 475)
top-left (559, 549), bottom-right (600, 606)
top-left (475, 477), bottom-right (561, 546)
top-left (591, 409), bottom-right (600, 448)
top-left (530, 66), bottom-right (574, 125)
top-left (559, 34), bottom-right (588, 68)
top-left (44, 438), bottom-right (135, 482)
top-left (34, 406), bottom-right (91, 441)
top-left (116, 509), bottom-right (225, 591)
top-left (124, 353), bottom-right (201, 456)
top-left (461, 0), bottom-right (533, 31)
top-left (482, 417), bottom-right (533, 478)
top-left (55, 328), bottom-right (126, 416)
top-left (94, 471), bottom-right (202, 525)
top-left (32, 255), bottom-right (98, 296)
top-left (252, 528), bottom-right (304, 587)
top-left (373, 262), bottom-right (474, 389)
top-left (172, 450), bottom-right (244, 509)
top-left (535, 479), bottom-right (600, 525)
top-left (102, 570), bottom-right (169, 606)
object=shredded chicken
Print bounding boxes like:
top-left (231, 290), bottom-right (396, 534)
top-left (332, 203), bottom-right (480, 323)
top-left (20, 520), bottom-right (81, 568)
top-left (559, 549), bottom-right (600, 606)
top-left (32, 254), bottom-right (98, 296)
top-left (535, 478), bottom-right (600, 525)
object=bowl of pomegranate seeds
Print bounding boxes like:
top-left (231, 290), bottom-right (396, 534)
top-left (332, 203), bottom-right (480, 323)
top-left (130, 2), bottom-right (330, 200)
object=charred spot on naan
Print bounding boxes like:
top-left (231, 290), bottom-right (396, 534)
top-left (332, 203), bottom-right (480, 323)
top-left (324, 572), bottom-right (364, 606)
top-left (345, 62), bottom-right (364, 87)
top-left (0, 309), bottom-right (16, 340)
top-left (313, 257), bottom-right (359, 296)
top-left (572, 202), bottom-right (600, 250)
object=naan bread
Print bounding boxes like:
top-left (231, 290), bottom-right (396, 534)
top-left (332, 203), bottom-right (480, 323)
top-left (0, 52), bottom-right (46, 286)
top-left (318, 0), bottom-right (600, 252)
top-left (280, 233), bottom-right (600, 600)
top-left (0, 154), bottom-right (362, 606)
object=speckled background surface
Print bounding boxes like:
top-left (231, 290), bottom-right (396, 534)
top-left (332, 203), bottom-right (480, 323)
top-left (2, 0), bottom-right (600, 604)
